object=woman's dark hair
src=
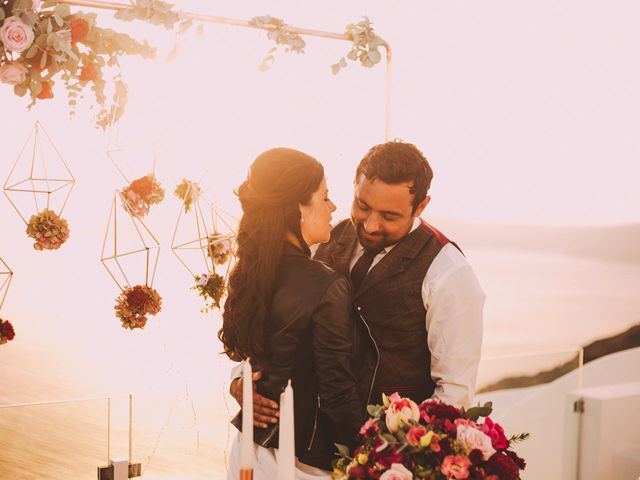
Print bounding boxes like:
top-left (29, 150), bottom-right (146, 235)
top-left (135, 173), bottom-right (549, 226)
top-left (356, 141), bottom-right (433, 212)
top-left (219, 148), bottom-right (324, 363)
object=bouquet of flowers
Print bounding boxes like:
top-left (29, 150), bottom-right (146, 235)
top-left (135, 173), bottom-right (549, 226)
top-left (0, 0), bottom-right (155, 128)
top-left (332, 393), bottom-right (527, 480)
top-left (0, 318), bottom-right (15, 344)
top-left (120, 173), bottom-right (165, 217)
top-left (173, 178), bottom-right (202, 213)
top-left (114, 284), bottom-right (162, 330)
top-left (192, 272), bottom-right (224, 312)
top-left (207, 235), bottom-right (233, 266)
top-left (26, 208), bottom-right (70, 250)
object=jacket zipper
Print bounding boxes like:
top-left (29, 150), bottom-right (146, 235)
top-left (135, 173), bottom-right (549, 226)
top-left (358, 310), bottom-right (380, 407)
top-left (306, 395), bottom-right (320, 451)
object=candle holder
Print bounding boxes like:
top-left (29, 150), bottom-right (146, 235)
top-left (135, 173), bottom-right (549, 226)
top-left (3, 122), bottom-right (75, 250)
top-left (97, 462), bottom-right (141, 480)
top-left (239, 468), bottom-right (254, 480)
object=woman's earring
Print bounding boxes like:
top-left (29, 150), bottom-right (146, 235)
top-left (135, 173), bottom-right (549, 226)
top-left (301, 217), bottom-right (305, 223)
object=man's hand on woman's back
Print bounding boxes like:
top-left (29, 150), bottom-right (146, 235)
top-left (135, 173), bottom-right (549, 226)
top-left (230, 371), bottom-right (280, 428)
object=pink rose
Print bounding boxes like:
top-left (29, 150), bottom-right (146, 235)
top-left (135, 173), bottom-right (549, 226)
top-left (379, 463), bottom-right (413, 480)
top-left (0, 16), bottom-right (35, 53)
top-left (359, 417), bottom-right (379, 436)
top-left (0, 62), bottom-right (27, 85)
top-left (385, 396), bottom-right (420, 433)
top-left (481, 417), bottom-right (508, 450)
top-left (405, 426), bottom-right (427, 447)
top-left (441, 455), bottom-right (472, 479)
top-left (456, 424), bottom-right (496, 460)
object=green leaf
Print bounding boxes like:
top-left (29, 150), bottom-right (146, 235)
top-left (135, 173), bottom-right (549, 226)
top-left (465, 401), bottom-right (493, 422)
top-left (334, 443), bottom-right (351, 457)
top-left (29, 78), bottom-right (42, 96)
top-left (179, 19), bottom-right (192, 34)
top-left (25, 44), bottom-right (39, 59)
top-left (366, 404), bottom-right (383, 417)
top-left (20, 10), bottom-right (38, 27)
top-left (14, 83), bottom-right (28, 97)
top-left (54, 4), bottom-right (71, 18)
top-left (40, 52), bottom-right (48, 70)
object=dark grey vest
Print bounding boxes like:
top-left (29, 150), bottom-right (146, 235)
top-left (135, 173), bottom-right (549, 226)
top-left (315, 219), bottom-right (456, 404)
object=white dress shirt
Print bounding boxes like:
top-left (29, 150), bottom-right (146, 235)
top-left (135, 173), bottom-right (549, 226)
top-left (349, 218), bottom-right (485, 408)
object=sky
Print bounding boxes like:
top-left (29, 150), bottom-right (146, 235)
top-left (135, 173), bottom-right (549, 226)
top-left (1, 0), bottom-right (639, 228)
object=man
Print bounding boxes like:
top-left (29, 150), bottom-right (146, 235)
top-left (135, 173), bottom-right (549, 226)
top-left (231, 140), bottom-right (484, 426)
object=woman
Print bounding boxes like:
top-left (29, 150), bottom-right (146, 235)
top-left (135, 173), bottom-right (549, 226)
top-left (222, 148), bottom-right (376, 478)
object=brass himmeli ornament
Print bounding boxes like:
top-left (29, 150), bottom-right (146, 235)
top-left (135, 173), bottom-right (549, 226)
top-left (101, 190), bottom-right (160, 291)
top-left (3, 121), bottom-right (75, 227)
top-left (0, 257), bottom-right (13, 313)
top-left (171, 181), bottom-right (237, 279)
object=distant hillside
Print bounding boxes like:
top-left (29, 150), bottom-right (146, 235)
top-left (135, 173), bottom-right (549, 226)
top-left (431, 219), bottom-right (640, 263)
top-left (478, 323), bottom-right (640, 393)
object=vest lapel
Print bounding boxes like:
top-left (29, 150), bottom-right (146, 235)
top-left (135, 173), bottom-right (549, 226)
top-left (353, 227), bottom-right (424, 300)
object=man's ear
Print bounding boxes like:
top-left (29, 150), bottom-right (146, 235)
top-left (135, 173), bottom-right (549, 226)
top-left (413, 196), bottom-right (430, 218)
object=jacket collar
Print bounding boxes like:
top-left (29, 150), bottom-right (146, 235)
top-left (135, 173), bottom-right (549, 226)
top-left (283, 241), bottom-right (310, 258)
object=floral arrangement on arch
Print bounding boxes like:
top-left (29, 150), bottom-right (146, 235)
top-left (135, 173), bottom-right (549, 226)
top-left (114, 284), bottom-right (161, 330)
top-left (332, 393), bottom-right (527, 480)
top-left (26, 208), bottom-right (70, 250)
top-left (0, 318), bottom-right (15, 344)
top-left (0, 0), bottom-right (155, 128)
top-left (120, 173), bottom-right (165, 218)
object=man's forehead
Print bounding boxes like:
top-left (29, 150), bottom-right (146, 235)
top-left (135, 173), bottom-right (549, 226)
top-left (355, 177), bottom-right (414, 210)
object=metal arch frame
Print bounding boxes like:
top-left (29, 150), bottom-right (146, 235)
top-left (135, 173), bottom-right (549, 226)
top-left (56, 0), bottom-right (393, 141)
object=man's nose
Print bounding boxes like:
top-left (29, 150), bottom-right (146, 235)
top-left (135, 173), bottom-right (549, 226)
top-left (363, 215), bottom-right (380, 233)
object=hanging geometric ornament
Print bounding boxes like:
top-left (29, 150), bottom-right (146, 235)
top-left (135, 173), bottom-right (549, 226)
top-left (3, 122), bottom-right (74, 251)
top-left (101, 190), bottom-right (162, 330)
top-left (0, 258), bottom-right (15, 345)
top-left (171, 179), bottom-right (237, 313)
top-left (107, 148), bottom-right (165, 218)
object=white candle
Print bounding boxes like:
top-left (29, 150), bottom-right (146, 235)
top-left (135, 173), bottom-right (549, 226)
top-left (277, 380), bottom-right (295, 480)
top-left (240, 360), bottom-right (254, 470)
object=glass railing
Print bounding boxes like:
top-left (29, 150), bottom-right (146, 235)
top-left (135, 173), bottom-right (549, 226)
top-left (0, 396), bottom-right (111, 479)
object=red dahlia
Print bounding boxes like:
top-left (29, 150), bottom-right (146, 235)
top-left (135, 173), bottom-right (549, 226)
top-left (486, 452), bottom-right (520, 480)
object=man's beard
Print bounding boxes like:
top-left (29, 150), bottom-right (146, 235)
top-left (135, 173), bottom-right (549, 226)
top-left (354, 221), bottom-right (392, 251)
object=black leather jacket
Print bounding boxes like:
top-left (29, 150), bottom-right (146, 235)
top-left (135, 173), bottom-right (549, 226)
top-left (232, 243), bottom-right (377, 470)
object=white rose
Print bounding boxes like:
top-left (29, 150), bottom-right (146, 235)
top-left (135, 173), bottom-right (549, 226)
top-left (0, 62), bottom-right (28, 85)
top-left (384, 397), bottom-right (420, 433)
top-left (456, 424), bottom-right (496, 460)
top-left (32, 0), bottom-right (42, 10)
top-left (379, 463), bottom-right (413, 480)
top-left (0, 16), bottom-right (35, 53)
